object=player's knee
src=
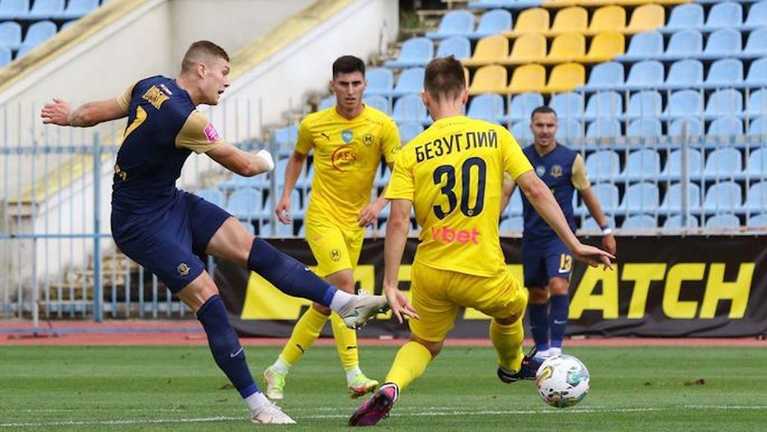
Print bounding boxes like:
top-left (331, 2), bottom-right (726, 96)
top-left (178, 273), bottom-right (220, 312)
top-left (548, 278), bottom-right (570, 296)
top-left (529, 287), bottom-right (549, 304)
top-left (412, 335), bottom-right (443, 358)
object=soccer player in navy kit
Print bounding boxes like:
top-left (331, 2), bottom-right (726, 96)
top-left (40, 40), bottom-right (387, 425)
top-left (503, 106), bottom-right (616, 361)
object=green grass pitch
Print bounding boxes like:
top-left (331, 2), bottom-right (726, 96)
top-left (0, 345), bottom-right (764, 431)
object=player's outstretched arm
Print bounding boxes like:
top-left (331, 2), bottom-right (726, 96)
top-left (41, 98), bottom-right (128, 127)
top-left (383, 199), bottom-right (419, 323)
top-left (580, 187), bottom-right (617, 255)
top-left (207, 143), bottom-right (274, 177)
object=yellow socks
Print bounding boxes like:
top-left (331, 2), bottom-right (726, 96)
top-left (279, 306), bottom-right (329, 364)
top-left (330, 312), bottom-right (359, 372)
top-left (490, 318), bottom-right (525, 372)
top-left (384, 341), bottom-right (433, 391)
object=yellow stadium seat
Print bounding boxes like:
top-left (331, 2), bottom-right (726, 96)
top-left (586, 5), bottom-right (626, 35)
top-left (542, 0), bottom-right (578, 8)
top-left (464, 67), bottom-right (470, 86)
top-left (462, 35), bottom-right (508, 67)
top-left (504, 8), bottom-right (550, 37)
top-left (543, 62), bottom-right (585, 93)
top-left (501, 33), bottom-right (547, 65)
top-left (506, 64), bottom-right (546, 94)
top-left (541, 32), bottom-right (585, 64)
top-left (624, 4), bottom-right (665, 34)
top-left (579, 31), bottom-right (625, 63)
top-left (545, 6), bottom-right (588, 36)
top-left (469, 65), bottom-right (508, 95)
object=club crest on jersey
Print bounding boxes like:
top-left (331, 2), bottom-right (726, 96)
top-left (330, 249), bottom-right (341, 262)
top-left (341, 130), bottom-right (353, 144)
top-left (177, 263), bottom-right (190, 276)
top-left (363, 133), bottom-right (374, 146)
top-left (536, 165), bottom-right (546, 177)
top-left (550, 165), bottom-right (563, 178)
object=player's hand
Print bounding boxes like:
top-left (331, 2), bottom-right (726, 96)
top-left (384, 285), bottom-right (419, 324)
top-left (274, 195), bottom-right (291, 224)
top-left (572, 243), bottom-right (615, 270)
top-left (357, 202), bottom-right (381, 227)
top-left (40, 98), bottom-right (72, 126)
top-left (601, 234), bottom-right (616, 256)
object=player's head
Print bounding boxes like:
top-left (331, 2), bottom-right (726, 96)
top-left (180, 41), bottom-right (231, 105)
top-left (530, 106), bottom-right (558, 149)
top-left (330, 55), bottom-right (366, 113)
top-left (422, 56), bottom-right (468, 114)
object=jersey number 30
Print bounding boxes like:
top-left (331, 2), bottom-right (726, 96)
top-left (432, 157), bottom-right (486, 219)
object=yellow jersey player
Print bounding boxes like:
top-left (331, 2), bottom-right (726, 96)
top-left (348, 56), bottom-right (614, 426)
top-left (264, 55), bottom-right (401, 400)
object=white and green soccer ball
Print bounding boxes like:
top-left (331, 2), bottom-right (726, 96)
top-left (535, 354), bottom-right (590, 408)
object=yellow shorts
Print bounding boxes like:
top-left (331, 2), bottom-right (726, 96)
top-left (409, 261), bottom-right (528, 343)
top-left (305, 219), bottom-right (364, 277)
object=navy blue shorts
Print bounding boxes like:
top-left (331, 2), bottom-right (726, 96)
top-left (111, 191), bottom-right (231, 293)
top-left (522, 237), bottom-right (573, 288)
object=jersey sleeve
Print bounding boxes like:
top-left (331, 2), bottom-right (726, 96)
top-left (384, 151), bottom-right (415, 202)
top-left (294, 118), bottom-right (314, 155)
top-left (571, 153), bottom-right (591, 190)
top-left (115, 84), bottom-right (135, 112)
top-left (501, 128), bottom-right (533, 180)
top-left (381, 117), bottom-right (402, 165)
top-left (175, 111), bottom-right (223, 154)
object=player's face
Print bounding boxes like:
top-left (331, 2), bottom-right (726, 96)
top-left (531, 113), bottom-right (557, 148)
top-left (202, 57), bottom-right (231, 105)
top-left (331, 71), bottom-right (366, 112)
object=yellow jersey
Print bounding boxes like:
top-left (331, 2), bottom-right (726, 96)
top-left (296, 106), bottom-right (401, 227)
top-left (386, 116), bottom-right (533, 277)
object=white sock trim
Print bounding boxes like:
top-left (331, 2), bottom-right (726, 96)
top-left (271, 357), bottom-right (291, 374)
top-left (329, 289), bottom-right (354, 312)
top-left (345, 366), bottom-right (362, 384)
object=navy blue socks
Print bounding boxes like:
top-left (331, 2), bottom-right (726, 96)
top-left (528, 302), bottom-right (550, 352)
top-left (549, 294), bottom-right (569, 349)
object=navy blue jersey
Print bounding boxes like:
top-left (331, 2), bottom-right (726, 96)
top-left (112, 76), bottom-right (221, 214)
top-left (521, 143), bottom-right (589, 242)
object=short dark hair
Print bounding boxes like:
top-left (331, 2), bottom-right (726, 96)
top-left (424, 56), bottom-right (466, 102)
top-left (531, 105), bottom-right (557, 120)
top-left (181, 41), bottom-right (229, 72)
top-left (332, 55), bottom-right (365, 78)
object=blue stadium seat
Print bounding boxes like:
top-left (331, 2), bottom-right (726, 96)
top-left (295, 163), bottom-right (313, 189)
top-left (586, 119), bottom-right (621, 140)
top-left (219, 172), bottom-right (268, 190)
top-left (749, 213), bottom-right (767, 227)
top-left (663, 4), bottom-right (704, 32)
top-left (627, 118), bottom-right (662, 138)
top-left (499, 216), bottom-right (524, 234)
top-left (549, 92), bottom-right (584, 119)
top-left (620, 182), bottom-right (659, 213)
top-left (27, 0), bottom-right (63, 19)
top-left (435, 36), bottom-right (471, 60)
top-left (581, 215), bottom-right (616, 231)
top-left (664, 214), bottom-right (699, 229)
top-left (504, 92), bottom-right (543, 122)
top-left (385, 38), bottom-right (433, 68)
top-left (704, 181), bottom-right (742, 212)
top-left (662, 90), bottom-right (703, 119)
top-left (0, 0), bottom-right (28, 20)
top-left (226, 188), bottom-right (266, 220)
top-left (398, 122), bottom-right (424, 143)
top-left (260, 219), bottom-right (295, 238)
top-left (0, 20), bottom-right (21, 50)
top-left (704, 58), bottom-right (743, 89)
top-left (744, 57), bottom-right (767, 87)
top-left (272, 124), bottom-right (297, 148)
top-left (582, 62), bottom-right (624, 91)
top-left (427, 10), bottom-right (475, 39)
top-left (661, 30), bottom-right (703, 60)
top-left (704, 148), bottom-right (743, 178)
top-left (585, 150), bottom-right (620, 182)
top-left (744, 182), bottom-right (767, 211)
top-left (701, 29), bottom-right (742, 60)
top-left (470, 9), bottom-right (512, 39)
top-left (747, 148), bottom-right (767, 177)
top-left (668, 118), bottom-right (704, 138)
top-left (467, 93), bottom-right (504, 124)
top-left (364, 67), bottom-right (394, 96)
top-left (468, 0), bottom-right (541, 10)
top-left (746, 91), bottom-right (767, 117)
top-left (584, 91), bottom-right (623, 120)
top-left (390, 67), bottom-right (425, 97)
top-left (663, 59), bottom-right (703, 90)
top-left (617, 31), bottom-right (663, 62)
top-left (743, 1), bottom-right (767, 31)
top-left (364, 95), bottom-right (389, 114)
top-left (555, 118), bottom-right (583, 143)
top-left (318, 96), bottom-right (335, 110)
top-left (660, 182), bottom-right (702, 212)
top-left (702, 2), bottom-right (743, 31)
top-left (625, 61), bottom-right (664, 90)
top-left (392, 94), bottom-right (430, 125)
top-left (16, 20), bottom-right (57, 57)
top-left (749, 115), bottom-right (767, 135)
top-left (622, 214), bottom-right (657, 229)
top-left (705, 213), bottom-right (741, 229)
top-left (624, 90), bottom-right (662, 119)
top-left (705, 89), bottom-right (743, 118)
top-left (55, 0), bottom-right (99, 19)
top-left (510, 121), bottom-right (533, 142)
top-left (0, 46), bottom-right (9, 66)
top-left (590, 183), bottom-right (620, 211)
top-left (623, 149), bottom-right (660, 180)
top-left (196, 188), bottom-right (225, 207)
top-left (707, 116), bottom-right (743, 142)
top-left (662, 148), bottom-right (704, 179)
top-left (741, 28), bottom-right (767, 59)
top-left (504, 189), bottom-right (523, 216)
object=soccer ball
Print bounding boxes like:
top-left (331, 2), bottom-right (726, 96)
top-left (535, 354), bottom-right (590, 408)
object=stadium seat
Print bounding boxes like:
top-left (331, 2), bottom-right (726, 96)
top-left (505, 7), bottom-right (549, 36)
top-left (504, 92), bottom-right (543, 122)
top-left (621, 214), bottom-right (656, 229)
top-left (318, 96), bottom-right (335, 110)
top-left (272, 124), bottom-right (297, 149)
top-left (219, 172), bottom-right (269, 190)
top-left (619, 182), bottom-right (659, 213)
top-left (624, 61), bottom-right (663, 91)
top-left (580, 31), bottom-right (625, 63)
top-left (427, 10), bottom-right (475, 39)
top-left (624, 4), bottom-right (665, 35)
top-left (747, 148), bottom-right (767, 177)
top-left (462, 34), bottom-right (508, 67)
top-left (392, 94), bottom-right (430, 125)
top-left (663, 213), bottom-right (699, 229)
top-left (506, 63), bottom-right (546, 93)
top-left (743, 1), bottom-right (767, 31)
top-left (0, 0), bottom-right (28, 20)
top-left (398, 122), bottom-right (423, 144)
top-left (705, 213), bottom-right (741, 229)
top-left (584, 91), bottom-right (623, 119)
top-left (663, 3), bottom-right (704, 32)
top-left (704, 148), bottom-right (743, 177)
top-left (510, 121), bottom-right (534, 142)
top-left (746, 91), bottom-right (767, 117)
top-left (590, 183), bottom-right (619, 211)
top-left (660, 182), bottom-right (702, 212)
top-left (364, 95), bottom-right (389, 114)
top-left (502, 33), bottom-right (547, 65)
top-left (505, 189), bottom-right (523, 216)
top-left (663, 59), bottom-right (703, 90)
top-left (749, 115), bottom-right (767, 135)
top-left (391, 67), bottom-right (425, 97)
top-left (467, 93), bottom-right (504, 124)
top-left (707, 116), bottom-right (743, 141)
top-left (586, 6), bottom-right (626, 35)
top-left (549, 92), bottom-right (583, 118)
top-left (0, 20), bottom-right (21, 50)
top-left (470, 0), bottom-right (542, 10)
top-left (499, 216), bottom-right (524, 233)
top-left (668, 117), bottom-right (704, 138)
top-left (364, 68), bottom-right (394, 96)
top-left (582, 61), bottom-right (624, 91)
top-left (385, 37), bottom-right (433, 68)
top-left (627, 118), bottom-right (662, 139)
top-left (744, 182), bottom-right (767, 212)
top-left (623, 149), bottom-right (660, 180)
top-left (27, 0), bottom-right (62, 19)
top-left (701, 29), bottom-right (742, 60)
top-left (581, 215), bottom-right (616, 231)
top-left (704, 58), bottom-right (743, 89)
top-left (702, 2), bottom-right (743, 31)
top-left (55, 0), bottom-right (98, 19)
top-left (541, 32), bottom-right (585, 64)
top-left (0, 46), bottom-right (9, 66)
top-left (662, 148), bottom-right (704, 179)
top-left (705, 89), bottom-right (743, 118)
top-left (585, 150), bottom-right (619, 181)
top-left (744, 57), bottom-right (767, 87)
top-left (586, 118), bottom-right (621, 140)
top-left (546, 6), bottom-right (588, 36)
top-left (555, 117), bottom-right (583, 142)
top-left (704, 182), bottom-right (743, 213)
top-left (661, 30), bottom-right (703, 60)
top-left (436, 36), bottom-right (471, 60)
top-left (16, 20), bottom-right (56, 57)
top-left (748, 213), bottom-right (767, 227)
top-left (226, 188), bottom-right (266, 220)
top-left (469, 64), bottom-right (507, 95)
top-left (741, 28), bottom-right (767, 61)
top-left (260, 219), bottom-right (295, 238)
top-left (470, 9), bottom-right (512, 39)
top-left (544, 63), bottom-right (584, 93)
top-left (662, 90), bottom-right (703, 119)
top-left (624, 90), bottom-right (662, 119)
top-left (196, 188), bottom-right (225, 207)
top-left (617, 30), bottom-right (663, 61)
